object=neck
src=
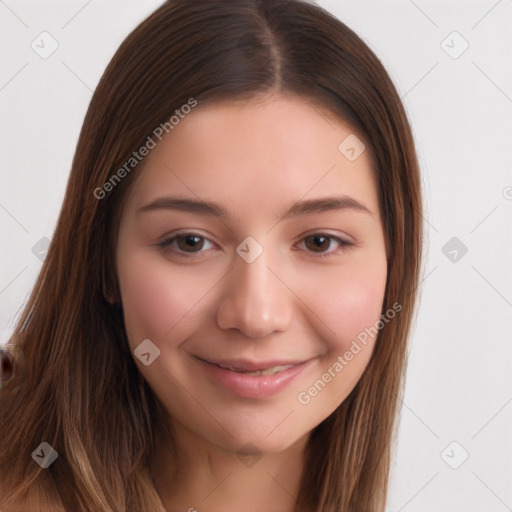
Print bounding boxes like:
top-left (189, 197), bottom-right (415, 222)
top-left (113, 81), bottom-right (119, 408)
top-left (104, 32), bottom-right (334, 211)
top-left (150, 418), bottom-right (309, 512)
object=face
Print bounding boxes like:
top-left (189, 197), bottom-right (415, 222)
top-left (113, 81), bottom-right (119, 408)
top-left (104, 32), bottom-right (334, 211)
top-left (115, 94), bottom-right (387, 455)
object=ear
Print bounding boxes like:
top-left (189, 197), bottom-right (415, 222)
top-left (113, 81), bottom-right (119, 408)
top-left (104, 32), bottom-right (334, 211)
top-left (103, 285), bottom-right (118, 305)
top-left (102, 264), bottom-right (121, 305)
top-left (0, 348), bottom-right (16, 385)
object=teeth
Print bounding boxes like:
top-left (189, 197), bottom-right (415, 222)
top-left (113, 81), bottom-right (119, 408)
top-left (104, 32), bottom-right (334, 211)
top-left (245, 365), bottom-right (294, 375)
top-left (218, 364), bottom-right (295, 375)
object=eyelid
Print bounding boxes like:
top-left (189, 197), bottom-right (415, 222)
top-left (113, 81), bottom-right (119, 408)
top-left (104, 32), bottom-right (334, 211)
top-left (297, 228), bottom-right (355, 245)
top-left (156, 230), bottom-right (355, 258)
top-left (156, 230), bottom-right (216, 255)
top-left (293, 231), bottom-right (355, 258)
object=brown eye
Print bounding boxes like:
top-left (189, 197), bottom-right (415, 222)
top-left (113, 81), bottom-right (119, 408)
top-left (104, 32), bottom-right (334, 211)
top-left (157, 232), bottom-right (214, 256)
top-left (300, 233), bottom-right (353, 257)
top-left (175, 234), bottom-right (205, 252)
top-left (304, 234), bottom-right (331, 252)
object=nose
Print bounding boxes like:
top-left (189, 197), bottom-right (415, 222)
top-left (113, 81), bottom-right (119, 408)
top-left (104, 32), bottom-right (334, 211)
top-left (215, 247), bottom-right (294, 338)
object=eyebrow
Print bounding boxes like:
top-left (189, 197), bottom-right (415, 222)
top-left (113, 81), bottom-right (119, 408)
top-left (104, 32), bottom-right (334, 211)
top-left (136, 194), bottom-right (374, 220)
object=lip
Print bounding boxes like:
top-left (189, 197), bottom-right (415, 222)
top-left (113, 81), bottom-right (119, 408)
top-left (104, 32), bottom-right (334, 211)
top-left (193, 355), bottom-right (316, 399)
top-left (196, 357), bottom-right (307, 372)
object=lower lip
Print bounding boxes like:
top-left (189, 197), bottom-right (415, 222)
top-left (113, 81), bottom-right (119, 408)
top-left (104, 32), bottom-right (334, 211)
top-left (195, 357), bottom-right (315, 399)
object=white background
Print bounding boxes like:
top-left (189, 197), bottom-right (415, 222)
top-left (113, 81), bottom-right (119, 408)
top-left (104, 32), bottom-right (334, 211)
top-left (1, 1), bottom-right (511, 510)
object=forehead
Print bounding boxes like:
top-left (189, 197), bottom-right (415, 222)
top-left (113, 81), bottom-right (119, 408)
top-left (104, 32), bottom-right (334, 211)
top-left (126, 94), bottom-right (379, 218)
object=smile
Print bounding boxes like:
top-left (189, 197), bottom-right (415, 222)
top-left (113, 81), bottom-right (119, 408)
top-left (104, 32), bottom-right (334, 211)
top-left (193, 355), bottom-right (316, 399)
top-left (215, 363), bottom-right (296, 376)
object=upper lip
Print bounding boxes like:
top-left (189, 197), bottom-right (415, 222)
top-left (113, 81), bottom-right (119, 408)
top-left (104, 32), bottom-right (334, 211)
top-left (194, 356), bottom-right (308, 372)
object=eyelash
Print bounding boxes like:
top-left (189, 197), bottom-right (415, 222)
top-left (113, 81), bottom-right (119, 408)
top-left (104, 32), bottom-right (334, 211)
top-left (156, 232), bottom-right (354, 259)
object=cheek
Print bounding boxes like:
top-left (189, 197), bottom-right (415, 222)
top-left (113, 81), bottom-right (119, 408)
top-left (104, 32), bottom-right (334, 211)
top-left (293, 259), bottom-right (387, 418)
top-left (117, 251), bottom-right (214, 345)
top-left (300, 254), bottom-right (388, 354)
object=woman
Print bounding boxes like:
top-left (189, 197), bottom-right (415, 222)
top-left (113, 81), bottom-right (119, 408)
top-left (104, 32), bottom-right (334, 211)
top-left (0, 0), bottom-right (423, 510)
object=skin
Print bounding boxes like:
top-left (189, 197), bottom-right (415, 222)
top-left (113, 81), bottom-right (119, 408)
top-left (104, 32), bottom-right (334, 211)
top-left (115, 93), bottom-right (388, 512)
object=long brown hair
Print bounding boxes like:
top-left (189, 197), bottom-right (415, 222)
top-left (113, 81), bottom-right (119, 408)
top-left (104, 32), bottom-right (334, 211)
top-left (0, 0), bottom-right (423, 510)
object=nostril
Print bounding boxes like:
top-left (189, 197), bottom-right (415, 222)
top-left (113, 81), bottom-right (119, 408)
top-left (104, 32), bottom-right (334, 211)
top-left (0, 349), bottom-right (16, 386)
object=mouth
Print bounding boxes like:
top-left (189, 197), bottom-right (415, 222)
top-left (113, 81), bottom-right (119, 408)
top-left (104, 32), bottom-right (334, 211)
top-left (192, 355), bottom-right (316, 399)
top-left (218, 364), bottom-right (296, 376)
top-left (195, 357), bottom-right (306, 374)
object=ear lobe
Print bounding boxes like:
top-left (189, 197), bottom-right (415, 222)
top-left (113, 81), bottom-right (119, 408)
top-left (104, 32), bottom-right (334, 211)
top-left (102, 267), bottom-right (120, 305)
top-left (103, 283), bottom-right (121, 305)
top-left (0, 348), bottom-right (16, 385)
top-left (103, 287), bottom-right (118, 305)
